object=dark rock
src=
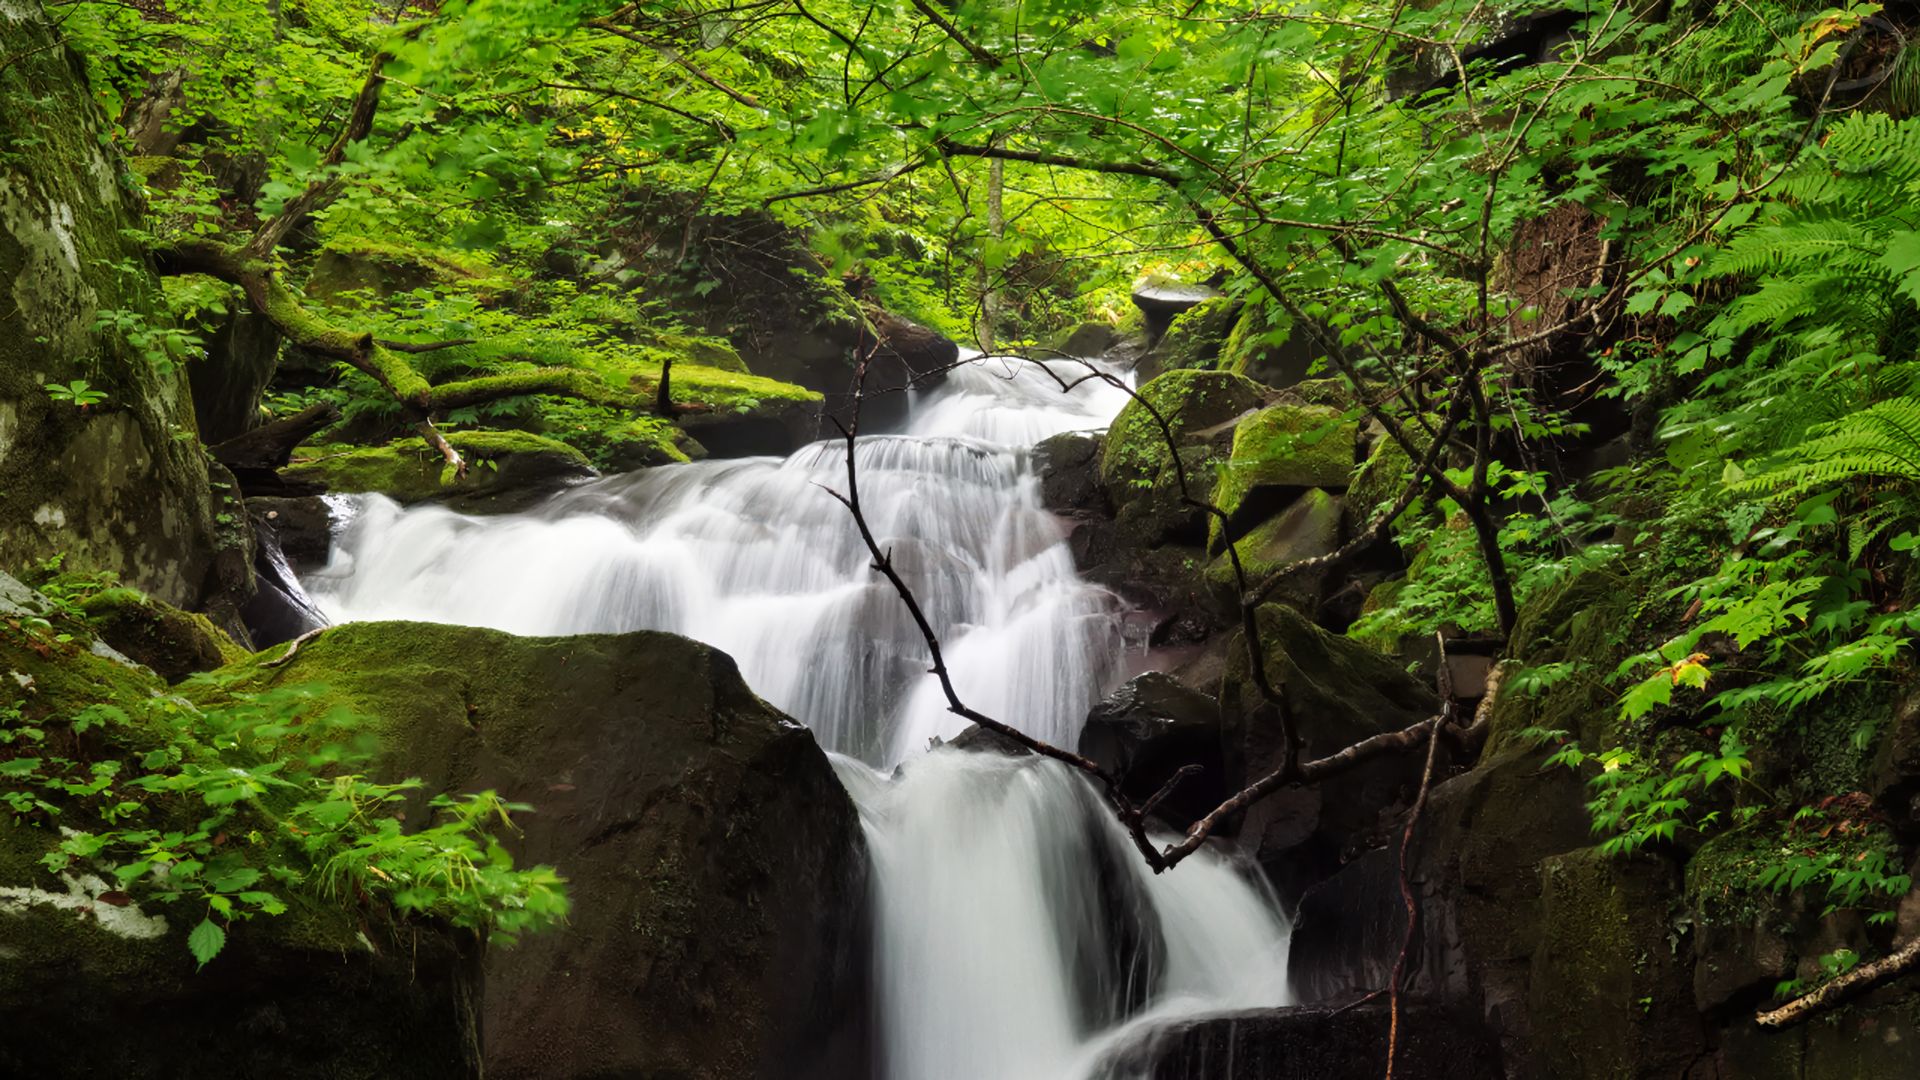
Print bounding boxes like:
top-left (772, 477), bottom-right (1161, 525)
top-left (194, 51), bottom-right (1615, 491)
top-left (221, 623), bottom-right (871, 1080)
top-left (185, 300), bottom-right (282, 446)
top-left (1221, 605), bottom-right (1441, 905)
top-left (1033, 430), bottom-right (1107, 514)
top-left (247, 496), bottom-right (334, 570)
top-left (1137, 296), bottom-right (1243, 381)
top-left (1077, 673), bottom-right (1225, 830)
top-left (1089, 1000), bottom-right (1502, 1080)
top-left (949, 722), bottom-right (1034, 757)
top-left (1870, 691), bottom-right (1920, 840)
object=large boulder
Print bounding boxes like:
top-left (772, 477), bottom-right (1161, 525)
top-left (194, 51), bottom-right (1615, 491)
top-left (1220, 604), bottom-right (1440, 903)
top-left (1208, 404), bottom-right (1358, 549)
top-left (1033, 429), bottom-right (1108, 515)
top-left (1220, 299), bottom-right (1318, 389)
top-left (76, 585), bottom-right (247, 681)
top-left (1100, 369), bottom-right (1266, 524)
top-left (218, 622), bottom-right (870, 1080)
top-left (0, 577), bottom-right (481, 1080)
top-left (1077, 673), bottom-right (1227, 830)
top-left (1137, 295), bottom-right (1242, 381)
top-left (0, 4), bottom-right (228, 609)
top-left (1202, 488), bottom-right (1344, 616)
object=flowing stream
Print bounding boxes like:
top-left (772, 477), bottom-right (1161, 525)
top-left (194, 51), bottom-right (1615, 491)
top-left (303, 355), bottom-right (1293, 1078)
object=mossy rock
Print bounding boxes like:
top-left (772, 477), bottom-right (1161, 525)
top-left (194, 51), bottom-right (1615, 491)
top-left (1221, 299), bottom-right (1317, 389)
top-left (286, 430), bottom-right (593, 506)
top-left (78, 586), bottom-right (247, 682)
top-left (1347, 434), bottom-right (1414, 526)
top-left (1099, 369), bottom-right (1265, 508)
top-left (1203, 488), bottom-right (1343, 616)
top-left (1528, 847), bottom-right (1706, 1080)
top-left (1143, 295), bottom-right (1243, 378)
top-left (0, 5), bottom-right (227, 608)
top-left (0, 578), bottom-right (479, 1079)
top-left (304, 236), bottom-right (505, 303)
top-left (1050, 320), bottom-right (1122, 358)
top-left (209, 622), bottom-right (870, 1080)
top-left (1208, 404), bottom-right (1358, 548)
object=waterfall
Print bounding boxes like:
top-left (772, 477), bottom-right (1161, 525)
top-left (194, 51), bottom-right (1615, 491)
top-left (304, 353), bottom-right (1293, 1077)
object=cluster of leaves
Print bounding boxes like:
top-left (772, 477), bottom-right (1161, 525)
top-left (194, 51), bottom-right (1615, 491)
top-left (2, 668), bottom-right (566, 967)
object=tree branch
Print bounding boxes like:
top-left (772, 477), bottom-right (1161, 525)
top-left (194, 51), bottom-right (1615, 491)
top-left (1756, 935), bottom-right (1920, 1029)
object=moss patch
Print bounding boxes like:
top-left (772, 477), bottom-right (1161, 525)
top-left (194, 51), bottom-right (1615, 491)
top-left (1099, 369), bottom-right (1265, 505)
top-left (288, 430), bottom-right (592, 503)
top-left (1150, 295), bottom-right (1243, 373)
top-left (1208, 404), bottom-right (1357, 545)
top-left (78, 587), bottom-right (247, 681)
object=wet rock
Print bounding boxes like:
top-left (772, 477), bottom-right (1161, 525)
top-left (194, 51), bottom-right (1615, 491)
top-left (1090, 1000), bottom-right (1502, 1080)
top-left (218, 622), bottom-right (871, 1080)
top-left (247, 496), bottom-right (334, 570)
top-left (1220, 604), bottom-right (1441, 905)
top-left (1053, 321), bottom-right (1123, 358)
top-left (1203, 489), bottom-right (1344, 617)
top-left (949, 722), bottom-right (1034, 757)
top-left (1101, 369), bottom-right (1266, 527)
top-left (1033, 430), bottom-right (1108, 515)
top-left (1077, 673), bottom-right (1225, 830)
top-left (183, 296), bottom-right (282, 446)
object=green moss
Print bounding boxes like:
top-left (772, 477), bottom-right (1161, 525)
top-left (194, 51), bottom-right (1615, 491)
top-left (1099, 369), bottom-right (1265, 503)
top-left (287, 431), bottom-right (590, 502)
top-left (1203, 488), bottom-right (1342, 611)
top-left (1208, 404), bottom-right (1357, 543)
top-left (304, 236), bottom-right (505, 303)
top-left (78, 586), bottom-right (247, 682)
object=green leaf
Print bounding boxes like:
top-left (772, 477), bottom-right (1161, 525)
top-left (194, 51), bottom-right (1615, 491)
top-left (188, 917), bottom-right (225, 969)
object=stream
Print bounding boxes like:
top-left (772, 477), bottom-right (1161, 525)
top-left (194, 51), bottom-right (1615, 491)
top-left (301, 355), bottom-right (1293, 1078)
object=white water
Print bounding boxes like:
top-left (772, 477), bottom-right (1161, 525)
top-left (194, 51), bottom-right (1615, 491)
top-left (304, 354), bottom-right (1292, 1077)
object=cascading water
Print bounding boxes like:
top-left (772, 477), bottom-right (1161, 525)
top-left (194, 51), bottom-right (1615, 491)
top-left (304, 354), bottom-right (1292, 1077)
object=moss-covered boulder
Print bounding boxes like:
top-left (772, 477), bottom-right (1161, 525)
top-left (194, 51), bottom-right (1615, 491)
top-left (0, 580), bottom-right (480, 1080)
top-left (1220, 299), bottom-right (1317, 389)
top-left (1528, 847), bottom-right (1706, 1079)
top-left (1100, 369), bottom-right (1265, 509)
top-left (286, 431), bottom-right (594, 509)
top-left (214, 622), bottom-right (870, 1080)
top-left (78, 586), bottom-right (247, 682)
top-left (1208, 404), bottom-right (1358, 548)
top-left (0, 4), bottom-right (228, 610)
top-left (1138, 295), bottom-right (1242, 380)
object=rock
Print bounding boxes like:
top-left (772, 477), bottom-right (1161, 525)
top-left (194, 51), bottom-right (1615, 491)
top-left (1053, 321), bottom-right (1122, 357)
top-left (1137, 296), bottom-right (1243, 381)
top-left (1220, 604), bottom-right (1440, 903)
top-left (0, 586), bottom-right (480, 1080)
top-left (1033, 430), bottom-right (1107, 514)
top-left (1077, 673), bottom-right (1225, 830)
top-left (285, 431), bottom-right (595, 511)
top-left (1088, 1000), bottom-right (1502, 1080)
top-left (948, 723), bottom-right (1033, 757)
top-left (869, 306), bottom-right (960, 386)
top-left (1528, 847), bottom-right (1707, 1079)
top-left (76, 587), bottom-right (247, 682)
top-left (1870, 690), bottom-right (1920, 839)
top-left (0, 5), bottom-right (230, 611)
top-left (1220, 300), bottom-right (1318, 389)
top-left (1208, 405), bottom-right (1358, 548)
top-left (1100, 369), bottom-right (1266, 513)
top-left (1203, 489), bottom-right (1344, 616)
top-left (1131, 280), bottom-right (1219, 341)
top-left (178, 282), bottom-right (282, 446)
top-left (246, 496), bottom-right (334, 570)
top-left (303, 238), bottom-right (500, 305)
top-left (217, 622), bottom-right (870, 1080)
top-left (1718, 997), bottom-right (1920, 1079)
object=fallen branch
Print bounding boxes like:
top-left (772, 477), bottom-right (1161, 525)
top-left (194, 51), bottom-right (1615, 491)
top-left (261, 626), bottom-right (328, 668)
top-left (1756, 935), bottom-right (1920, 1029)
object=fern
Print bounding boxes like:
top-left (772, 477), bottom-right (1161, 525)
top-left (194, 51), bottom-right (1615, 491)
top-left (1736, 396), bottom-right (1920, 498)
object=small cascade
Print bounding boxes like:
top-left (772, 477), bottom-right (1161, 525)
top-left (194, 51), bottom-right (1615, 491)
top-left (304, 352), bottom-right (1292, 1076)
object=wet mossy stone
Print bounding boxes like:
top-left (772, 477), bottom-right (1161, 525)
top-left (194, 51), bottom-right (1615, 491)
top-left (1100, 369), bottom-right (1265, 510)
top-left (303, 237), bottom-right (504, 304)
top-left (1220, 299), bottom-right (1319, 391)
top-left (286, 431), bottom-right (593, 507)
top-left (78, 586), bottom-right (247, 682)
top-left (0, 4), bottom-right (226, 608)
top-left (1208, 404), bottom-right (1358, 549)
top-left (210, 622), bottom-right (870, 1080)
top-left (1203, 489), bottom-right (1343, 616)
top-left (1051, 320), bottom-right (1122, 358)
